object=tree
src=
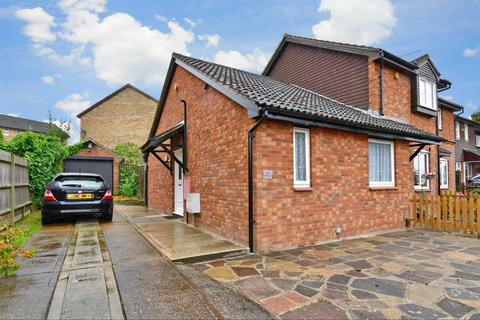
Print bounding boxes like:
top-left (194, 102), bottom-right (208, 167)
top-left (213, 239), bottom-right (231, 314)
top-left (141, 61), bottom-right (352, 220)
top-left (471, 112), bottom-right (480, 123)
top-left (47, 111), bottom-right (71, 143)
top-left (114, 142), bottom-right (143, 196)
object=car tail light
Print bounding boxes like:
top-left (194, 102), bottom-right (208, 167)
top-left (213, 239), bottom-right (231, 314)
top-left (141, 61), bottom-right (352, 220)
top-left (44, 189), bottom-right (57, 201)
top-left (102, 189), bottom-right (113, 200)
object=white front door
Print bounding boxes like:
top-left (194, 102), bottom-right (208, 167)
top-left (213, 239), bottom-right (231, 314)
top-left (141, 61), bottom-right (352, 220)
top-left (173, 149), bottom-right (184, 216)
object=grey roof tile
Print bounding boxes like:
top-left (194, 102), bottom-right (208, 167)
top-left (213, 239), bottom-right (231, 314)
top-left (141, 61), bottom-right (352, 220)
top-left (174, 53), bottom-right (442, 142)
top-left (0, 114), bottom-right (59, 134)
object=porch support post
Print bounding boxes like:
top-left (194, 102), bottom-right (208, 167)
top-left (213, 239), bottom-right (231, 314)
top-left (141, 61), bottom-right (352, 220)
top-left (159, 143), bottom-right (184, 170)
top-left (152, 151), bottom-right (172, 174)
top-left (409, 143), bottom-right (427, 162)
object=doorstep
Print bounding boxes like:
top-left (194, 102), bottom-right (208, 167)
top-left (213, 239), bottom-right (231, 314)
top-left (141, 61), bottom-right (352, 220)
top-left (115, 204), bottom-right (249, 263)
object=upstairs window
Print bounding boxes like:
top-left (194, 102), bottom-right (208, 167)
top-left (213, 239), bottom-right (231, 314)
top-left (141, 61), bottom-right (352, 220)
top-left (465, 124), bottom-right (469, 141)
top-left (476, 134), bottom-right (480, 147)
top-left (3, 128), bottom-right (9, 136)
top-left (455, 122), bottom-right (460, 140)
top-left (293, 127), bottom-right (310, 188)
top-left (368, 139), bottom-right (395, 187)
top-left (413, 151), bottom-right (429, 190)
top-left (437, 109), bottom-right (442, 130)
top-left (419, 77), bottom-right (437, 110)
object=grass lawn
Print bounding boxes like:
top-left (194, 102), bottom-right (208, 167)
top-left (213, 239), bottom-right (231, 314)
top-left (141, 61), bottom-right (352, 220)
top-left (1, 210), bottom-right (42, 276)
top-left (13, 210), bottom-right (42, 245)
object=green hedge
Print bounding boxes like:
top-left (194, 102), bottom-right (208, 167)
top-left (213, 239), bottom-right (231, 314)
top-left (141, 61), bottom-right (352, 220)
top-left (114, 142), bottom-right (142, 196)
top-left (0, 132), bottom-right (86, 208)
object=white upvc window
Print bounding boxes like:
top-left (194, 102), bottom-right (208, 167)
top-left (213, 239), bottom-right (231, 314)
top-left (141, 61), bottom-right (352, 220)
top-left (455, 122), bottom-right (460, 140)
top-left (440, 159), bottom-right (448, 189)
top-left (455, 162), bottom-right (462, 172)
top-left (413, 151), bottom-right (430, 190)
top-left (419, 77), bottom-right (437, 110)
top-left (464, 124), bottom-right (469, 141)
top-left (368, 139), bottom-right (395, 187)
top-left (3, 128), bottom-right (9, 136)
top-left (293, 127), bottom-right (310, 188)
top-left (437, 109), bottom-right (442, 130)
top-left (476, 135), bottom-right (480, 147)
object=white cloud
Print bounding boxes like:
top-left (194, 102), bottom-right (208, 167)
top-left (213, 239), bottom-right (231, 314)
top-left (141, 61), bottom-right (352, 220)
top-left (199, 34), bottom-right (221, 47)
top-left (183, 17), bottom-right (197, 27)
top-left (312, 0), bottom-right (397, 46)
top-left (41, 75), bottom-right (55, 85)
top-left (16, 1), bottom-right (195, 86)
top-left (15, 7), bottom-right (56, 43)
top-left (154, 14), bottom-right (167, 22)
top-left (463, 47), bottom-right (480, 58)
top-left (213, 49), bottom-right (270, 72)
top-left (2, 113), bottom-right (20, 117)
top-left (54, 92), bottom-right (91, 144)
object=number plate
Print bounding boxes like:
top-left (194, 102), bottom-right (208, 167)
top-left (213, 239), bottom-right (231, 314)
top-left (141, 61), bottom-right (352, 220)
top-left (67, 193), bottom-right (94, 200)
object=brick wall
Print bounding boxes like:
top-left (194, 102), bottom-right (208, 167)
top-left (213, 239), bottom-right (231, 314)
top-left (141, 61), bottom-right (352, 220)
top-left (254, 120), bottom-right (411, 251)
top-left (368, 60), bottom-right (459, 195)
top-left (80, 87), bottom-right (157, 149)
top-left (147, 66), bottom-right (255, 245)
top-left (73, 144), bottom-right (120, 193)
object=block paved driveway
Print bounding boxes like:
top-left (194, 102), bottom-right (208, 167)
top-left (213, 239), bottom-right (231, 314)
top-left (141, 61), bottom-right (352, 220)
top-left (196, 230), bottom-right (480, 319)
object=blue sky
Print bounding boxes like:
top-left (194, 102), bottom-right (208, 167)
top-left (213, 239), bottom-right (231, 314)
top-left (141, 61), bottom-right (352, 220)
top-left (0, 0), bottom-right (479, 143)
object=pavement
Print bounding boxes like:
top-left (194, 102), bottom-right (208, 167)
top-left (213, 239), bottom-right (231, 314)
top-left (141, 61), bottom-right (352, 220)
top-left (115, 204), bottom-right (248, 262)
top-left (0, 207), bottom-right (273, 320)
top-left (197, 230), bottom-right (480, 319)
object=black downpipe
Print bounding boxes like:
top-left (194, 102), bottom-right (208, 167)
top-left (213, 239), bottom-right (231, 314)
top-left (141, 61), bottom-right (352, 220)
top-left (247, 111), bottom-right (268, 253)
top-left (181, 100), bottom-right (188, 172)
top-left (379, 50), bottom-right (385, 116)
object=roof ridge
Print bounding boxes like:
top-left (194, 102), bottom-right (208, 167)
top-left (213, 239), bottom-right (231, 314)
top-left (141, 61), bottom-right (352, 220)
top-left (284, 33), bottom-right (380, 51)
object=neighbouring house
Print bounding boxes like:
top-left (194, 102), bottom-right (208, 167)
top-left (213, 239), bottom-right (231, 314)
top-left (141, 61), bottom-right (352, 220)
top-left (0, 114), bottom-right (65, 141)
top-left (454, 115), bottom-right (480, 190)
top-left (263, 35), bottom-right (462, 195)
top-left (77, 83), bottom-right (158, 150)
top-left (142, 49), bottom-right (448, 252)
top-left (65, 139), bottom-right (122, 193)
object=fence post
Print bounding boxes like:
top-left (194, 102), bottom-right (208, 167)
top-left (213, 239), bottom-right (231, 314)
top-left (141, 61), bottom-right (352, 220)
top-left (9, 153), bottom-right (15, 225)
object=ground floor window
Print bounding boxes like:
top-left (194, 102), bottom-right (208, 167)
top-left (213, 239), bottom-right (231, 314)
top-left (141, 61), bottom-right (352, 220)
top-left (368, 139), bottom-right (395, 187)
top-left (293, 127), bottom-right (310, 188)
top-left (455, 162), bottom-right (462, 172)
top-left (440, 159), bottom-right (448, 189)
top-left (413, 151), bottom-right (429, 190)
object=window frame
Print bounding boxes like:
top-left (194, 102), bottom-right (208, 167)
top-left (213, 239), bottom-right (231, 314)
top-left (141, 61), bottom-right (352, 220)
top-left (437, 108), bottom-right (442, 130)
top-left (476, 134), bottom-right (480, 148)
top-left (293, 127), bottom-right (310, 188)
top-left (455, 122), bottom-right (460, 140)
top-left (440, 159), bottom-right (448, 190)
top-left (419, 77), bottom-right (437, 110)
top-left (368, 138), bottom-right (395, 188)
top-left (413, 151), bottom-right (430, 190)
top-left (464, 123), bottom-right (469, 141)
top-left (3, 128), bottom-right (9, 136)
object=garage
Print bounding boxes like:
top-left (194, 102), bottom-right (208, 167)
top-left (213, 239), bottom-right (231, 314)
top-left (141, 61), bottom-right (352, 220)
top-left (64, 156), bottom-right (114, 187)
top-left (66, 139), bottom-right (122, 192)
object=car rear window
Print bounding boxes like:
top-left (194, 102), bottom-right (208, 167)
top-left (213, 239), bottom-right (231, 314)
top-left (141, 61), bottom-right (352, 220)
top-left (55, 176), bottom-right (104, 188)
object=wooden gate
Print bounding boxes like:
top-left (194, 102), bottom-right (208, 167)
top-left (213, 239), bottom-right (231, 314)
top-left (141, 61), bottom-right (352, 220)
top-left (411, 192), bottom-right (480, 237)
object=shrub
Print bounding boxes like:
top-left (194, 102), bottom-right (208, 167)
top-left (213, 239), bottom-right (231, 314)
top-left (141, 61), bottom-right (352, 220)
top-left (114, 142), bottom-right (143, 196)
top-left (0, 223), bottom-right (35, 276)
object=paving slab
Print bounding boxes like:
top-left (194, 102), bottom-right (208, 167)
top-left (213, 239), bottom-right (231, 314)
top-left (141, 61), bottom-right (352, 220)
top-left (116, 204), bottom-right (248, 262)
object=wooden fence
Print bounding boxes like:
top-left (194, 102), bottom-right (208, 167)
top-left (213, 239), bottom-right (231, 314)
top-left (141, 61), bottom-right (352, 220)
top-left (0, 150), bottom-right (31, 225)
top-left (411, 192), bottom-right (480, 237)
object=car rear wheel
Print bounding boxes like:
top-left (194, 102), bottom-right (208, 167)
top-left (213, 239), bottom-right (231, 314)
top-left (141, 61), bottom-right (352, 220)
top-left (42, 215), bottom-right (52, 225)
top-left (100, 213), bottom-right (113, 222)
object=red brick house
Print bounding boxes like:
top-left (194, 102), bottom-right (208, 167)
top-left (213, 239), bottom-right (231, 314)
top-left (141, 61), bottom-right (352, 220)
top-left (263, 35), bottom-right (461, 195)
top-left (142, 42), bottom-right (454, 252)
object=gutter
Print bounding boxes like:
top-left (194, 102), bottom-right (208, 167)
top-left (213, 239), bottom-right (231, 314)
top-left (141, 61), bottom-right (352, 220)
top-left (247, 110), bottom-right (268, 253)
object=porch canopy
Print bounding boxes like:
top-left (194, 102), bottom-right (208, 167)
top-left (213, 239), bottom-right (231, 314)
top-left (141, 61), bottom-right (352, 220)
top-left (142, 123), bottom-right (186, 174)
top-left (464, 149), bottom-right (480, 162)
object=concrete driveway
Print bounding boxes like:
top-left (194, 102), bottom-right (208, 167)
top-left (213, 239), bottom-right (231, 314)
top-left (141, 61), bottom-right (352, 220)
top-left (197, 230), bottom-right (480, 319)
top-left (0, 209), bottom-right (273, 320)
